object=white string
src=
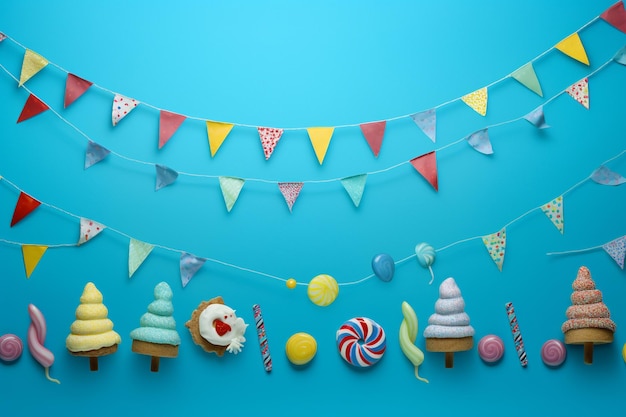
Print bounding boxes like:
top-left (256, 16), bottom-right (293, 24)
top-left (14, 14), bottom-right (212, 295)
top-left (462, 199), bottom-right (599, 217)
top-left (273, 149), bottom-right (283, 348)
top-left (1, 148), bottom-right (622, 286)
top-left (546, 244), bottom-right (604, 256)
top-left (0, 13), bottom-right (603, 130)
top-left (0, 55), bottom-right (618, 187)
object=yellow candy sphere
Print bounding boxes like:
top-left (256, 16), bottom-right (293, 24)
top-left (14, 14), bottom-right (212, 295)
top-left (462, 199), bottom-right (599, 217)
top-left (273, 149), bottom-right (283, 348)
top-left (307, 274), bottom-right (339, 306)
top-left (622, 343), bottom-right (626, 363)
top-left (286, 332), bottom-right (317, 365)
top-left (286, 278), bottom-right (297, 289)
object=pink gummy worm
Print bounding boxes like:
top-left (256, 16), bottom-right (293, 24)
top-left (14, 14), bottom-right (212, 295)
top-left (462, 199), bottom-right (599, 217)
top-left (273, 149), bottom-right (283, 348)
top-left (27, 304), bottom-right (54, 368)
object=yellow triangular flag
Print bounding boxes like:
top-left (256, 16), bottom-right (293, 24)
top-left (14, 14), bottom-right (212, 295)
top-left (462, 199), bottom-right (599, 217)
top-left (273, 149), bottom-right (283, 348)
top-left (307, 127), bottom-right (334, 164)
top-left (19, 50), bottom-right (49, 87)
top-left (206, 121), bottom-right (234, 157)
top-left (555, 33), bottom-right (589, 65)
top-left (461, 87), bottom-right (487, 116)
top-left (22, 244), bottom-right (48, 278)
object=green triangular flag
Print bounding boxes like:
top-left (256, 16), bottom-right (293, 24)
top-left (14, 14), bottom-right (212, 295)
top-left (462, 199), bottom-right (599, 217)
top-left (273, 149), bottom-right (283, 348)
top-left (129, 238), bottom-right (154, 278)
top-left (219, 176), bottom-right (245, 212)
top-left (340, 174), bottom-right (367, 207)
top-left (511, 62), bottom-right (543, 97)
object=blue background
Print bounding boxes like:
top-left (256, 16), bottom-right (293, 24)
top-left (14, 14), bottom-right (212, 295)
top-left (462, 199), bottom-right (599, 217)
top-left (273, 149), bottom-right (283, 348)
top-left (1, 1), bottom-right (625, 416)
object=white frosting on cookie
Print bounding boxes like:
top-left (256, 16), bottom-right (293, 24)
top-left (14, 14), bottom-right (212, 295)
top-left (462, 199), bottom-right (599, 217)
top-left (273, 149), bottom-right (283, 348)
top-left (198, 303), bottom-right (248, 354)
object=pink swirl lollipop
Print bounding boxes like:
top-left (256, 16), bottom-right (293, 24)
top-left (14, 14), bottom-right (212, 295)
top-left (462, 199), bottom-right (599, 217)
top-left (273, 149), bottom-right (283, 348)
top-left (478, 335), bottom-right (504, 363)
top-left (0, 334), bottom-right (23, 362)
top-left (541, 339), bottom-right (567, 367)
top-left (27, 304), bottom-right (60, 384)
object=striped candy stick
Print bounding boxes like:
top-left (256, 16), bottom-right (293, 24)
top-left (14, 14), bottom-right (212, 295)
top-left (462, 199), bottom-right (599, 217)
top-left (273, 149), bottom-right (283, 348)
top-left (252, 304), bottom-right (272, 372)
top-left (505, 302), bottom-right (528, 367)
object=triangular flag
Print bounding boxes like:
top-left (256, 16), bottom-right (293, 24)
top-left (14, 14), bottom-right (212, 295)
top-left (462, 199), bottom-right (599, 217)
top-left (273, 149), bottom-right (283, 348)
top-left (307, 127), bottom-right (334, 164)
top-left (180, 252), bottom-right (206, 288)
top-left (64, 73), bottom-right (93, 108)
top-left (482, 228), bottom-right (506, 271)
top-left (158, 110), bottom-right (186, 149)
top-left (78, 218), bottom-right (106, 245)
top-left (359, 121), bottom-right (386, 157)
top-left (17, 94), bottom-right (49, 123)
top-left (129, 238), bottom-right (154, 278)
top-left (410, 151), bottom-right (438, 191)
top-left (601, 1), bottom-right (626, 33)
top-left (155, 164), bottom-right (178, 191)
top-left (565, 77), bottom-right (589, 109)
top-left (523, 106), bottom-right (549, 129)
top-left (207, 121), bottom-right (234, 157)
top-left (410, 109), bottom-right (436, 142)
top-left (510, 62), bottom-right (543, 97)
top-left (602, 236), bottom-right (626, 269)
top-left (112, 94), bottom-right (139, 126)
top-left (219, 176), bottom-right (245, 212)
top-left (11, 192), bottom-right (41, 227)
top-left (591, 165), bottom-right (626, 185)
top-left (278, 182), bottom-right (303, 212)
top-left (555, 33), bottom-right (589, 65)
top-left (466, 128), bottom-right (493, 155)
top-left (84, 141), bottom-right (110, 169)
top-left (19, 49), bottom-right (48, 86)
top-left (258, 127), bottom-right (284, 160)
top-left (340, 174), bottom-right (367, 207)
top-left (541, 196), bottom-right (564, 234)
top-left (0, 33), bottom-right (6, 42)
top-left (461, 87), bottom-right (488, 116)
top-left (614, 45), bottom-right (626, 65)
top-left (22, 245), bottom-right (48, 278)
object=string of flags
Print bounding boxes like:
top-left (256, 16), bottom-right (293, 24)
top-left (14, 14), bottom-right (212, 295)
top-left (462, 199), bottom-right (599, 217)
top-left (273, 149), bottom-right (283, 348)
top-left (1, 47), bottom-right (624, 213)
top-left (1, 149), bottom-right (623, 287)
top-left (1, 1), bottom-right (625, 165)
top-left (547, 235), bottom-right (626, 269)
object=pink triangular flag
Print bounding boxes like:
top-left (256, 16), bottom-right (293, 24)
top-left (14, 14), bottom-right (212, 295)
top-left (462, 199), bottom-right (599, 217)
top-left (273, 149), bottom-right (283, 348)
top-left (0, 33), bottom-right (6, 42)
top-left (17, 94), bottom-right (49, 123)
top-left (601, 1), bottom-right (626, 33)
top-left (64, 73), bottom-right (93, 108)
top-left (180, 252), bottom-right (206, 288)
top-left (482, 228), bottom-right (506, 271)
top-left (410, 151), bottom-right (438, 191)
top-left (410, 109), bottom-right (436, 142)
top-left (278, 182), bottom-right (303, 212)
top-left (11, 192), bottom-right (41, 227)
top-left (112, 94), bottom-right (139, 126)
top-left (359, 121), bottom-right (386, 157)
top-left (258, 127), bottom-right (283, 160)
top-left (541, 196), bottom-right (564, 234)
top-left (603, 236), bottom-right (626, 269)
top-left (158, 110), bottom-right (186, 149)
top-left (78, 218), bottom-right (106, 245)
top-left (565, 77), bottom-right (589, 109)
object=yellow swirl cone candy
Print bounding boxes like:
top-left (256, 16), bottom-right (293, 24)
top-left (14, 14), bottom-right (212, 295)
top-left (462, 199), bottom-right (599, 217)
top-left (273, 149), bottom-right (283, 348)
top-left (285, 332), bottom-right (317, 365)
top-left (399, 301), bottom-right (428, 383)
top-left (66, 282), bottom-right (121, 371)
top-left (307, 274), bottom-right (339, 306)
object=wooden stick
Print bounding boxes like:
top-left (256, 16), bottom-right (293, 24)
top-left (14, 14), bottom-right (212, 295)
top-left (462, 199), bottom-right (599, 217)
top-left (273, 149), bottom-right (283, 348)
top-left (445, 352), bottom-right (454, 368)
top-left (583, 342), bottom-right (594, 365)
top-left (150, 356), bottom-right (160, 372)
top-left (89, 356), bottom-right (98, 371)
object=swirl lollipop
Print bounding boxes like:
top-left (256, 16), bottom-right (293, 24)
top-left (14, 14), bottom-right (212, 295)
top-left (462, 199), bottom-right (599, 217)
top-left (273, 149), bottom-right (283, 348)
top-left (541, 339), bottom-right (566, 367)
top-left (0, 334), bottom-right (23, 362)
top-left (415, 243), bottom-right (436, 284)
top-left (27, 304), bottom-right (60, 384)
top-left (478, 335), bottom-right (504, 363)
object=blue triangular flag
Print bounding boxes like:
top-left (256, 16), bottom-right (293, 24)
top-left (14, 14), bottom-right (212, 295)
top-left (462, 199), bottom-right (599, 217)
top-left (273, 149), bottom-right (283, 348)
top-left (466, 128), bottom-right (493, 155)
top-left (410, 108), bottom-right (436, 142)
top-left (84, 141), bottom-right (110, 169)
top-left (614, 45), bottom-right (626, 65)
top-left (523, 106), bottom-right (549, 129)
top-left (340, 174), bottom-right (367, 207)
top-left (180, 252), bottom-right (206, 288)
top-left (155, 164), bottom-right (178, 191)
top-left (591, 166), bottom-right (626, 185)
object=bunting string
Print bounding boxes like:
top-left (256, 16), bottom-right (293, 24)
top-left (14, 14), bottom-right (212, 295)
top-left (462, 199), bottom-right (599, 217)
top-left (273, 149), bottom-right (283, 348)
top-left (1, 149), bottom-right (623, 286)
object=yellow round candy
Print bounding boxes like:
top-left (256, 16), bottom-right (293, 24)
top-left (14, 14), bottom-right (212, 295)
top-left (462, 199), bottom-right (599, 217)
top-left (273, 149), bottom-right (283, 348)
top-left (286, 278), bottom-right (297, 289)
top-left (286, 332), bottom-right (317, 365)
top-left (622, 343), bottom-right (626, 363)
top-left (307, 274), bottom-right (339, 306)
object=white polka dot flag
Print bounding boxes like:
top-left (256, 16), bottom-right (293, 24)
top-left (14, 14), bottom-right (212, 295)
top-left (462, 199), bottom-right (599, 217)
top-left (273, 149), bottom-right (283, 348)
top-left (602, 236), bottom-right (626, 269)
top-left (278, 182), bottom-right (303, 212)
top-left (112, 94), bottom-right (139, 126)
top-left (565, 77), bottom-right (589, 109)
top-left (258, 127), bottom-right (284, 160)
top-left (541, 195), bottom-right (564, 234)
top-left (482, 228), bottom-right (506, 271)
top-left (78, 218), bottom-right (106, 245)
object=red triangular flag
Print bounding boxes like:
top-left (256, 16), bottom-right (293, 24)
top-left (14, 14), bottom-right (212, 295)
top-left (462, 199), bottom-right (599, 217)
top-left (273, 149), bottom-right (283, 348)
top-left (64, 73), bottom-right (93, 108)
top-left (601, 1), bottom-right (626, 33)
top-left (360, 121), bottom-right (386, 157)
top-left (17, 94), bottom-right (49, 123)
top-left (410, 151), bottom-right (438, 191)
top-left (158, 110), bottom-right (186, 149)
top-left (11, 192), bottom-right (41, 227)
